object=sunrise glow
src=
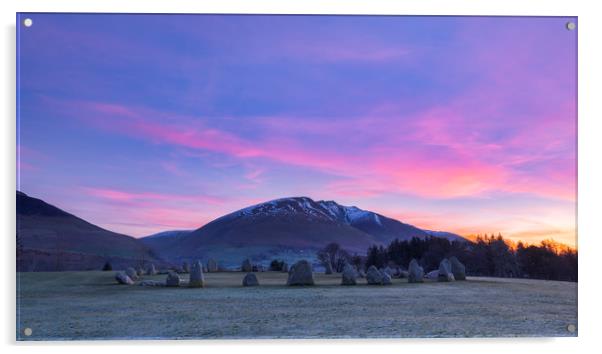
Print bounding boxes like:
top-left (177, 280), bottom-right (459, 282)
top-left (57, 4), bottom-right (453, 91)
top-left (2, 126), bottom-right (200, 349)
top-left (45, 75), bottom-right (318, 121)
top-left (17, 15), bottom-right (576, 246)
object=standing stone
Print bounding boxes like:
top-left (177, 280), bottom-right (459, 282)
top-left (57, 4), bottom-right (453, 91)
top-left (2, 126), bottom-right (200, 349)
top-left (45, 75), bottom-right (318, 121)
top-left (357, 266), bottom-right (366, 278)
top-left (189, 261), bottom-right (205, 288)
top-left (341, 264), bottom-right (357, 285)
top-left (381, 272), bottom-right (392, 285)
top-left (383, 266), bottom-right (394, 277)
top-left (182, 261), bottom-right (190, 273)
top-left (286, 260), bottom-right (314, 286)
top-left (146, 263), bottom-right (157, 276)
top-left (166, 271), bottom-right (181, 287)
top-left (408, 259), bottom-right (424, 283)
top-left (425, 270), bottom-right (439, 279)
top-left (115, 271), bottom-right (134, 285)
top-left (281, 262), bottom-right (289, 272)
top-left (366, 265), bottom-right (383, 285)
top-left (125, 267), bottom-right (139, 281)
top-left (241, 258), bottom-right (253, 272)
top-left (325, 261), bottom-right (333, 274)
top-left (242, 273), bottom-right (259, 286)
top-left (438, 258), bottom-right (455, 282)
top-left (207, 259), bottom-right (218, 272)
top-left (449, 256), bottom-right (466, 280)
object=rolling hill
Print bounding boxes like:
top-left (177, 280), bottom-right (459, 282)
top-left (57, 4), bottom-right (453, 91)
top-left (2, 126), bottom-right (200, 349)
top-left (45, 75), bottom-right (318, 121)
top-left (17, 191), bottom-right (164, 271)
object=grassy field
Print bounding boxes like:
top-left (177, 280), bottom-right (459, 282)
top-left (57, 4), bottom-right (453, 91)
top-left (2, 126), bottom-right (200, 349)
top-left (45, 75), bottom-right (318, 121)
top-left (16, 271), bottom-right (577, 340)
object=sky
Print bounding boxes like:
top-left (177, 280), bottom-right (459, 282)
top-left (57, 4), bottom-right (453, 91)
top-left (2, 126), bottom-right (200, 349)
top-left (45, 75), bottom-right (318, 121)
top-left (17, 14), bottom-right (577, 246)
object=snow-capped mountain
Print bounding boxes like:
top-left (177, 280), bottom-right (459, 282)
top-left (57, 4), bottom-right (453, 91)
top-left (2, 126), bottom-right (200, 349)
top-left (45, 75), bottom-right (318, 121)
top-left (223, 197), bottom-right (384, 225)
top-left (141, 197), bottom-right (466, 264)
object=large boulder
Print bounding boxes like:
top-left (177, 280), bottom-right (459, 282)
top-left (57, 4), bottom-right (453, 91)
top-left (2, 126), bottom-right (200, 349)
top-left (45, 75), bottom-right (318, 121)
top-left (242, 273), bottom-right (259, 286)
top-left (115, 271), bottom-right (134, 285)
top-left (189, 261), bottom-right (205, 288)
top-left (341, 264), bottom-right (357, 285)
top-left (383, 266), bottom-right (394, 277)
top-left (125, 267), bottom-right (139, 281)
top-left (425, 270), bottom-right (439, 279)
top-left (381, 272), bottom-right (392, 285)
top-left (438, 259), bottom-right (455, 282)
top-left (287, 260), bottom-right (315, 286)
top-left (207, 259), bottom-right (218, 272)
top-left (241, 259), bottom-right (253, 273)
top-left (146, 263), bottom-right (157, 276)
top-left (166, 271), bottom-right (181, 287)
top-left (207, 259), bottom-right (217, 273)
top-left (324, 261), bottom-right (333, 274)
top-left (366, 265), bottom-right (383, 285)
top-left (449, 256), bottom-right (466, 280)
top-left (408, 259), bottom-right (424, 283)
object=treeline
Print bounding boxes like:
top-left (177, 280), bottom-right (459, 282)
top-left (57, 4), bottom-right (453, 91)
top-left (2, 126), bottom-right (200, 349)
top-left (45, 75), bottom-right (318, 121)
top-left (359, 235), bottom-right (577, 282)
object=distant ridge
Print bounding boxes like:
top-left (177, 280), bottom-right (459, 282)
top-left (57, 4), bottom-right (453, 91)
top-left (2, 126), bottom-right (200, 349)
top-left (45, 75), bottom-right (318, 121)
top-left (17, 191), bottom-right (164, 271)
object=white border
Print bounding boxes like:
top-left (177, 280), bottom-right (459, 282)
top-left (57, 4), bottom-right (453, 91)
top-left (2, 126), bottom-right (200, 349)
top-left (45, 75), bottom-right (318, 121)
top-left (2, 0), bottom-right (601, 353)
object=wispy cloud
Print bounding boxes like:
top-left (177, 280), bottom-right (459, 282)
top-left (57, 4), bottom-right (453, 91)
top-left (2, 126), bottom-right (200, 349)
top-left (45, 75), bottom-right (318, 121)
top-left (46, 95), bottom-right (575, 202)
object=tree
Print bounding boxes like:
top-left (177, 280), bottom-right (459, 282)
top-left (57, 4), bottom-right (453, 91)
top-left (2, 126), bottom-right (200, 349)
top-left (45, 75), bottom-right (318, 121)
top-left (102, 261), bottom-right (112, 271)
top-left (364, 233), bottom-right (576, 282)
top-left (350, 253), bottom-right (363, 270)
top-left (365, 245), bottom-right (387, 269)
top-left (317, 243), bottom-right (350, 272)
top-left (269, 259), bottom-right (285, 271)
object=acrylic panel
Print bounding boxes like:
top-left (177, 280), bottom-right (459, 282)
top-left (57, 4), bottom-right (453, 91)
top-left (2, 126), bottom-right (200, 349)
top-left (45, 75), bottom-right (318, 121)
top-left (16, 13), bottom-right (577, 340)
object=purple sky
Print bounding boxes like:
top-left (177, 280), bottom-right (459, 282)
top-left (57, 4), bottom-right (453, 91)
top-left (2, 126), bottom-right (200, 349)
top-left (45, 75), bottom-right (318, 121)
top-left (17, 14), bottom-right (577, 246)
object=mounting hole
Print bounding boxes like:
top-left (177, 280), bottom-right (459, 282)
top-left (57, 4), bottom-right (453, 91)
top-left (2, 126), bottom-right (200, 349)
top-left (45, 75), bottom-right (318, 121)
top-left (566, 22), bottom-right (576, 31)
top-left (567, 324), bottom-right (576, 333)
top-left (23, 327), bottom-right (32, 336)
top-left (23, 18), bottom-right (33, 27)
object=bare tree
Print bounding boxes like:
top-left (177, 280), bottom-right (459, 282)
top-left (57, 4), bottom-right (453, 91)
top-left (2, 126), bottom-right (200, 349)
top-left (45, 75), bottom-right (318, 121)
top-left (317, 243), bottom-right (350, 273)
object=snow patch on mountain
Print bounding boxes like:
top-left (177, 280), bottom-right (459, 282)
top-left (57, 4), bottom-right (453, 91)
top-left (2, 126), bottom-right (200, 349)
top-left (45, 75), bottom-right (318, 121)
top-left (231, 197), bottom-right (391, 229)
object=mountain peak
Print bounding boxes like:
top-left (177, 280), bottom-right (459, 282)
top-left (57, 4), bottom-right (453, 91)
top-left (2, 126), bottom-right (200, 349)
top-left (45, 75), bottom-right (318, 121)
top-left (141, 196), bottom-right (467, 264)
top-left (229, 196), bottom-right (373, 224)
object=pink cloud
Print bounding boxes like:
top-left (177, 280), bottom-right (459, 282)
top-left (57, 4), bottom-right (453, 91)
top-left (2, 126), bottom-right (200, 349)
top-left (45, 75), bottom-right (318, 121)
top-left (47, 95), bottom-right (574, 202)
top-left (82, 187), bottom-right (226, 205)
